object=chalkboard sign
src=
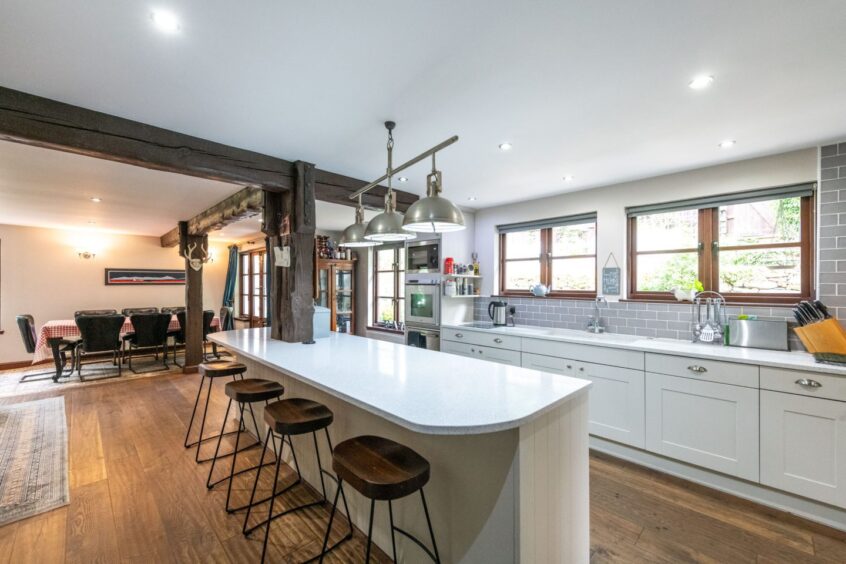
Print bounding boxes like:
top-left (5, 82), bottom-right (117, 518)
top-left (602, 267), bottom-right (621, 295)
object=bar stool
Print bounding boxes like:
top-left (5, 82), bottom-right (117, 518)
top-left (184, 360), bottom-right (248, 463)
top-left (320, 435), bottom-right (440, 564)
top-left (206, 378), bottom-right (285, 513)
top-left (242, 398), bottom-right (352, 564)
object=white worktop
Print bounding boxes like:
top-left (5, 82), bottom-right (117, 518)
top-left (442, 322), bottom-right (846, 377)
top-left (209, 328), bottom-right (591, 435)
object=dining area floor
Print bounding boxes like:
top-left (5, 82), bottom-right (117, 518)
top-left (0, 367), bottom-right (844, 563)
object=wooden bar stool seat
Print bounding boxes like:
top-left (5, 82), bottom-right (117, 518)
top-left (245, 398), bottom-right (352, 564)
top-left (225, 378), bottom-right (285, 404)
top-left (319, 435), bottom-right (441, 563)
top-left (332, 435), bottom-right (430, 501)
top-left (184, 360), bottom-right (248, 463)
top-left (263, 398), bottom-right (334, 435)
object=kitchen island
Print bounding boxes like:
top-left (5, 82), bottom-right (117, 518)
top-left (209, 328), bottom-right (592, 564)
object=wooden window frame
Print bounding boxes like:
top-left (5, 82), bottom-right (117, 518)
top-left (370, 245), bottom-right (405, 332)
top-left (239, 248), bottom-right (267, 320)
top-left (499, 223), bottom-right (598, 299)
top-left (628, 195), bottom-right (815, 305)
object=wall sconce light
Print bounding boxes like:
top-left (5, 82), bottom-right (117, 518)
top-left (78, 251), bottom-right (96, 260)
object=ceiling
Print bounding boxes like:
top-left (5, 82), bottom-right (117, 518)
top-left (0, 1), bottom-right (845, 210)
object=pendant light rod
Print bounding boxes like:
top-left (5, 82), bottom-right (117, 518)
top-left (349, 134), bottom-right (459, 200)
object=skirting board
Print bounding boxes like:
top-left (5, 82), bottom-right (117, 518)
top-left (590, 435), bottom-right (846, 532)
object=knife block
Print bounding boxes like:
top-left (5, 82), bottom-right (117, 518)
top-left (793, 319), bottom-right (846, 354)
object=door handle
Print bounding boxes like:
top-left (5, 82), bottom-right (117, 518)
top-left (795, 378), bottom-right (822, 388)
top-left (455, 333), bottom-right (463, 338)
top-left (566, 364), bottom-right (572, 370)
top-left (687, 365), bottom-right (707, 373)
top-left (494, 338), bottom-right (503, 344)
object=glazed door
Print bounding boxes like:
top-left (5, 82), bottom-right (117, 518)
top-left (334, 265), bottom-right (354, 332)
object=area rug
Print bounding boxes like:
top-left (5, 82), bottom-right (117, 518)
top-left (0, 397), bottom-right (69, 526)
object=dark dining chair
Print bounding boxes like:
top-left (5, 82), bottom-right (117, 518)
top-left (15, 314), bottom-right (75, 382)
top-left (122, 307), bottom-right (159, 316)
top-left (161, 306), bottom-right (186, 314)
top-left (173, 310), bottom-right (218, 366)
top-left (74, 309), bottom-right (118, 317)
top-left (219, 306), bottom-right (233, 331)
top-left (122, 313), bottom-right (171, 373)
top-left (74, 314), bottom-right (125, 380)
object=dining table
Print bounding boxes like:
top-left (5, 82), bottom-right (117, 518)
top-left (33, 315), bottom-right (220, 380)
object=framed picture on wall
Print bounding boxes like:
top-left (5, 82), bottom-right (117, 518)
top-left (105, 268), bottom-right (186, 286)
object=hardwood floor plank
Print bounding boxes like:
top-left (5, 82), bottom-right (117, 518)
top-left (0, 522), bottom-right (18, 564)
top-left (68, 406), bottom-right (106, 489)
top-left (9, 507), bottom-right (68, 564)
top-left (65, 479), bottom-right (119, 564)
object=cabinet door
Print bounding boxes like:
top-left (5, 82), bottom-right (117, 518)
top-left (478, 345), bottom-right (521, 367)
top-left (761, 390), bottom-right (846, 508)
top-left (334, 266), bottom-right (353, 333)
top-left (576, 361), bottom-right (645, 448)
top-left (441, 340), bottom-right (476, 359)
top-left (645, 373), bottom-right (759, 481)
top-left (521, 353), bottom-right (576, 376)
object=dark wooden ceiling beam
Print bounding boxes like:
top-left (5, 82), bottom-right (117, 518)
top-left (0, 86), bottom-right (295, 190)
top-left (314, 169), bottom-right (418, 213)
top-left (160, 186), bottom-right (263, 247)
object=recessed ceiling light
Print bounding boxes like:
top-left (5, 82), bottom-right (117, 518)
top-left (718, 139), bottom-right (736, 149)
top-left (151, 10), bottom-right (180, 33)
top-left (398, 176), bottom-right (408, 182)
top-left (689, 75), bottom-right (714, 90)
top-left (467, 196), bottom-right (477, 201)
top-left (89, 197), bottom-right (101, 203)
top-left (498, 142), bottom-right (512, 151)
top-left (563, 175), bottom-right (575, 182)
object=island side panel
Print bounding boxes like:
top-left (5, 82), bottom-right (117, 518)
top-left (519, 392), bottom-right (590, 564)
top-left (237, 356), bottom-right (520, 564)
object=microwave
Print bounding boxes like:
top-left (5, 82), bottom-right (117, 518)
top-left (406, 239), bottom-right (440, 273)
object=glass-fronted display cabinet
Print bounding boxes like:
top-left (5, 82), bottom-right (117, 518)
top-left (315, 258), bottom-right (356, 332)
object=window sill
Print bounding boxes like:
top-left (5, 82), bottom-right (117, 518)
top-left (499, 291), bottom-right (597, 300)
top-left (622, 296), bottom-right (810, 308)
top-left (367, 326), bottom-right (404, 335)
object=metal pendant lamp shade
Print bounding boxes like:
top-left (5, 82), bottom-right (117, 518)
top-left (402, 166), bottom-right (466, 233)
top-left (364, 193), bottom-right (415, 242)
top-left (340, 203), bottom-right (380, 247)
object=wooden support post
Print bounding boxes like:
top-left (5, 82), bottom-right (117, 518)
top-left (264, 162), bottom-right (315, 342)
top-left (179, 221), bottom-right (207, 371)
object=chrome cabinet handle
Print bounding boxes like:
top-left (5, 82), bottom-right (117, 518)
top-left (455, 333), bottom-right (464, 338)
top-left (687, 365), bottom-right (707, 373)
top-left (795, 378), bottom-right (822, 388)
top-left (478, 350), bottom-right (483, 354)
top-left (470, 347), bottom-right (475, 353)
top-left (566, 364), bottom-right (572, 369)
top-left (494, 338), bottom-right (503, 344)
top-left (579, 366), bottom-right (585, 372)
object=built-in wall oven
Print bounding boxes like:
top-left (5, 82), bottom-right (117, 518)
top-left (406, 239), bottom-right (440, 273)
top-left (404, 278), bottom-right (441, 327)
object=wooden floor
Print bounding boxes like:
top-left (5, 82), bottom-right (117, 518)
top-left (0, 371), bottom-right (844, 563)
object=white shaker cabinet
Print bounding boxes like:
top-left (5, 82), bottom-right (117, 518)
top-left (645, 373), bottom-right (759, 481)
top-left (441, 340), bottom-right (521, 367)
top-left (576, 361), bottom-right (645, 448)
top-left (761, 390), bottom-right (846, 508)
top-left (521, 352), bottom-right (576, 376)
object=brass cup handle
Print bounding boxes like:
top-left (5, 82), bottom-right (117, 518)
top-left (494, 338), bottom-right (503, 344)
top-left (687, 365), bottom-right (707, 373)
top-left (795, 378), bottom-right (822, 388)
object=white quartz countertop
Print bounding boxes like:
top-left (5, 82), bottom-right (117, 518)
top-left (210, 328), bottom-right (591, 435)
top-left (442, 322), bottom-right (846, 377)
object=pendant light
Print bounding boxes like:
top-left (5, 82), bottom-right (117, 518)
top-left (339, 195), bottom-right (381, 247)
top-left (402, 152), bottom-right (466, 233)
top-left (364, 122), bottom-right (416, 242)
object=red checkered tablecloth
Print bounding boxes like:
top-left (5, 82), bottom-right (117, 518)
top-left (33, 315), bottom-right (219, 363)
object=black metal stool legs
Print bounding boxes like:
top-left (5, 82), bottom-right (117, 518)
top-left (384, 488), bottom-right (441, 563)
top-left (365, 498), bottom-right (376, 563)
top-left (184, 372), bottom-right (245, 462)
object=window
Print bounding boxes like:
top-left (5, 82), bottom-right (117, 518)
top-left (372, 245), bottom-right (405, 331)
top-left (498, 214), bottom-right (597, 297)
top-left (628, 184), bottom-right (814, 303)
top-left (239, 249), bottom-right (267, 322)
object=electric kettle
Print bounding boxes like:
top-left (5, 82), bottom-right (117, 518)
top-left (488, 300), bottom-right (508, 326)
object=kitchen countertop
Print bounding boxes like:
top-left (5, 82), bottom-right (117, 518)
top-left (209, 328), bottom-right (591, 435)
top-left (442, 322), bottom-right (846, 377)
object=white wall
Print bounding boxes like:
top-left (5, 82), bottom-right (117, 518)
top-left (0, 224), bottom-right (229, 363)
top-left (440, 211), bottom-right (477, 325)
top-left (474, 148), bottom-right (818, 298)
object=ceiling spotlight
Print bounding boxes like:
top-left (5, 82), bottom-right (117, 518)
top-left (398, 176), bottom-right (408, 183)
top-left (89, 197), bottom-right (101, 203)
top-left (718, 139), bottom-right (736, 149)
top-left (498, 142), bottom-right (513, 151)
top-left (467, 196), bottom-right (477, 201)
top-left (563, 175), bottom-right (575, 182)
top-left (688, 75), bottom-right (714, 90)
top-left (151, 10), bottom-right (181, 33)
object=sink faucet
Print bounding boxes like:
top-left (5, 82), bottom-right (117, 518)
top-left (586, 296), bottom-right (606, 333)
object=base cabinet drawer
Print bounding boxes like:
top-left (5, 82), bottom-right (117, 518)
top-left (521, 352), bottom-right (576, 376)
top-left (645, 373), bottom-right (759, 481)
top-left (442, 329), bottom-right (521, 351)
top-left (578, 362), bottom-right (645, 448)
top-left (761, 390), bottom-right (846, 508)
top-left (441, 340), bottom-right (521, 366)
